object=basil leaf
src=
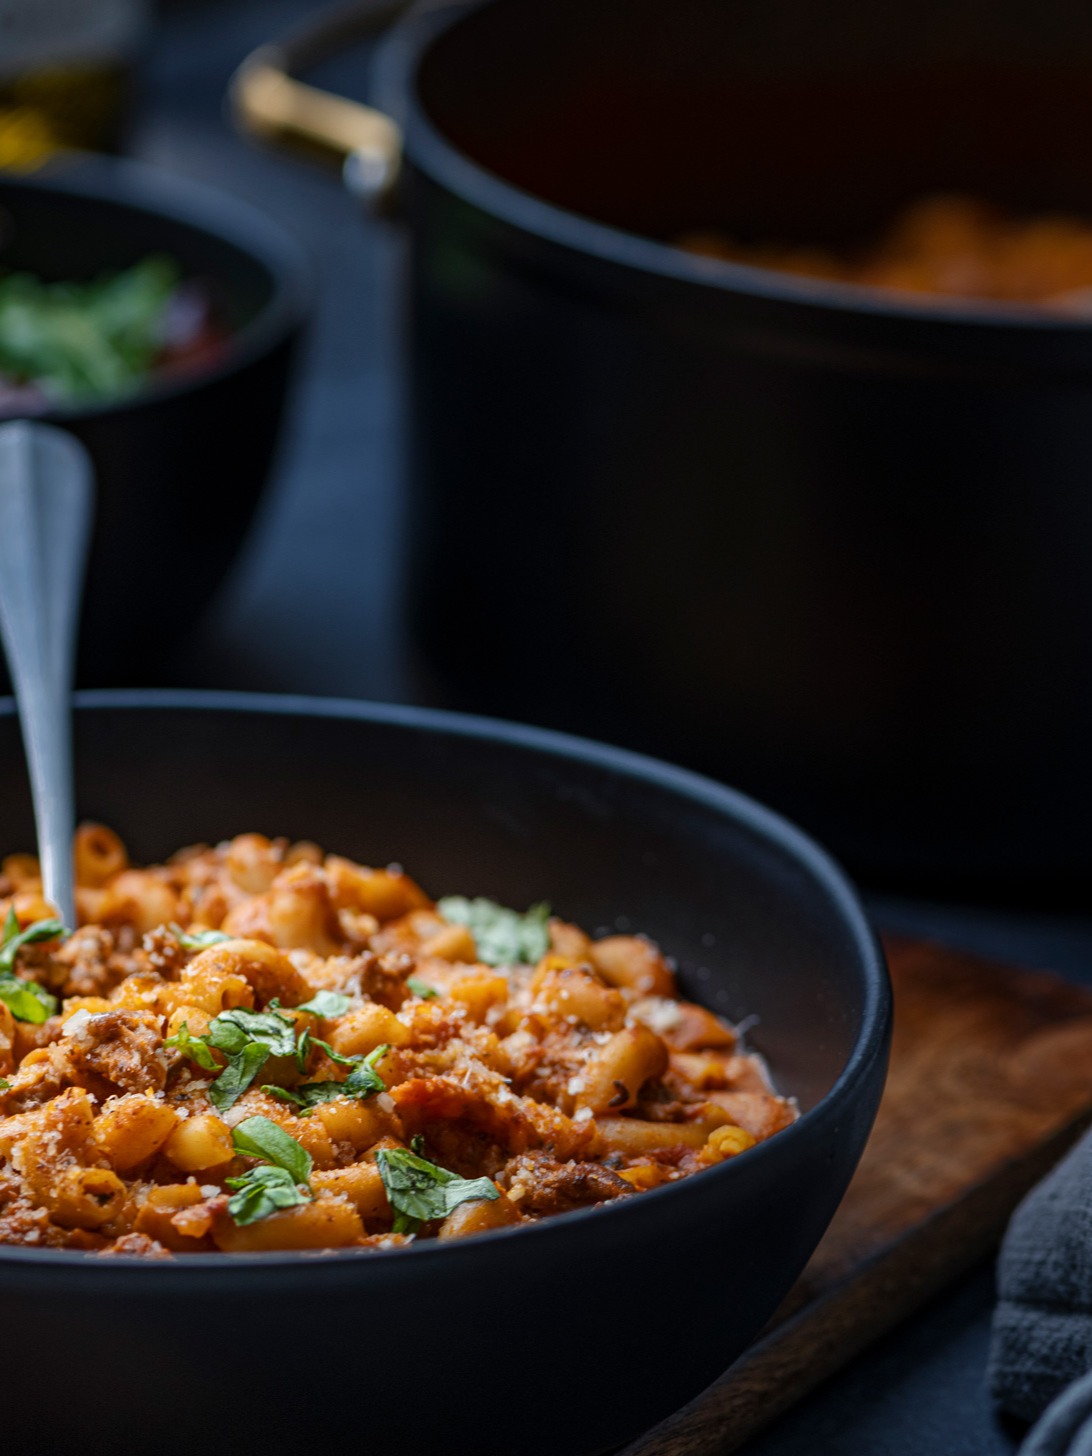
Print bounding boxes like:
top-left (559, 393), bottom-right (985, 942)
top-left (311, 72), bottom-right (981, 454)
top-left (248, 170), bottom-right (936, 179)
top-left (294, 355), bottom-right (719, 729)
top-left (0, 971), bottom-right (58, 1024)
top-left (208, 1006), bottom-right (296, 1060)
top-left (261, 1083), bottom-right (310, 1109)
top-left (296, 990), bottom-right (352, 1018)
top-left (225, 1164), bottom-right (310, 1226)
top-left (436, 897), bottom-right (551, 967)
top-left (376, 1147), bottom-right (499, 1233)
top-left (232, 1114), bottom-right (313, 1185)
top-left (343, 1044), bottom-right (389, 1098)
top-left (294, 1026), bottom-right (312, 1073)
top-left (169, 924), bottom-right (231, 951)
top-left (0, 913), bottom-right (70, 1021)
top-left (262, 1081), bottom-right (341, 1112)
top-left (208, 1043), bottom-right (270, 1112)
top-left (206, 1020), bottom-right (251, 1057)
top-left (0, 916), bottom-right (68, 974)
top-left (310, 1036), bottom-right (357, 1069)
top-left (164, 1021), bottom-right (219, 1072)
top-left (0, 1078), bottom-right (10, 1093)
top-left (261, 1044), bottom-right (388, 1114)
top-left (406, 976), bottom-right (438, 1000)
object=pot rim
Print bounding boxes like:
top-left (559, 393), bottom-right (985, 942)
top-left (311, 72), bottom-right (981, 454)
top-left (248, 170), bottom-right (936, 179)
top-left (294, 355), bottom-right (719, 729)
top-left (0, 153), bottom-right (312, 424)
top-left (378, 0), bottom-right (1092, 337)
top-left (0, 687), bottom-right (890, 1277)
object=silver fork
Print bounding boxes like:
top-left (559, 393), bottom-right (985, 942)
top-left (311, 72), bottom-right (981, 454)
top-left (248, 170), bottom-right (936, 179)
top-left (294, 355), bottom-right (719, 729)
top-left (0, 421), bottom-right (95, 929)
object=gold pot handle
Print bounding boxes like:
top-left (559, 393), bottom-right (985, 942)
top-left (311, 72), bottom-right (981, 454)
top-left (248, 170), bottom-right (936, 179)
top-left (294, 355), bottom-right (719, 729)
top-left (230, 0), bottom-right (414, 210)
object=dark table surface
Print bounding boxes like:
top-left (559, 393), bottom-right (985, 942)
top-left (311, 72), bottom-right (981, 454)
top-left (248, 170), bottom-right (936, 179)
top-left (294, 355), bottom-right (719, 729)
top-left (120, 2), bottom-right (1092, 1451)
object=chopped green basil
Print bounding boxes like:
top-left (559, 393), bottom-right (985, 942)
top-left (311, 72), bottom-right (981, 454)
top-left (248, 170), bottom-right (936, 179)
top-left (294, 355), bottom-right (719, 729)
top-left (232, 1115), bottom-right (313, 1184)
top-left (226, 1117), bottom-right (313, 1228)
top-left (208, 1042), bottom-right (271, 1113)
top-left (436, 896), bottom-right (551, 967)
top-left (0, 912), bottom-right (68, 973)
top-left (0, 1078), bottom-right (10, 1093)
top-left (163, 1002), bottom-right (385, 1119)
top-left (207, 1005), bottom-right (297, 1060)
top-left (261, 1083), bottom-right (319, 1110)
top-left (0, 972), bottom-right (58, 1024)
top-left (406, 976), bottom-right (438, 1000)
top-left (375, 1147), bottom-right (499, 1235)
top-left (0, 909), bottom-right (64, 1023)
top-left (166, 1007), bottom-right (314, 1112)
top-left (260, 1044), bottom-right (388, 1114)
top-left (201, 1005), bottom-right (301, 1111)
top-left (294, 1026), bottom-right (312, 1074)
top-left (164, 1020), bottom-right (219, 1072)
top-left (169, 924), bottom-right (232, 951)
top-left (296, 990), bottom-right (352, 1018)
top-left (343, 1046), bottom-right (388, 1098)
top-left (225, 1164), bottom-right (310, 1226)
top-left (262, 1081), bottom-right (343, 1112)
top-left (310, 1036), bottom-right (357, 1069)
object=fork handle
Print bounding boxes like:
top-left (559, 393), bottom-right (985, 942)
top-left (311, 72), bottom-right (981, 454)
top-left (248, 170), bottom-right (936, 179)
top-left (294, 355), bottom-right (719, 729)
top-left (0, 422), bottom-right (95, 929)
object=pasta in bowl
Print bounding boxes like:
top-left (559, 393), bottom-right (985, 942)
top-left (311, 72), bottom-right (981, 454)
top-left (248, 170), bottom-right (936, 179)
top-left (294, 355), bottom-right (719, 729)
top-left (0, 827), bottom-right (794, 1257)
top-left (0, 692), bottom-right (888, 1456)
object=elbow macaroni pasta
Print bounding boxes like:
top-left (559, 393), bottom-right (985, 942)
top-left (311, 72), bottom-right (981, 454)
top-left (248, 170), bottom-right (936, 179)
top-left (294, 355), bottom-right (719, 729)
top-left (0, 829), bottom-right (795, 1257)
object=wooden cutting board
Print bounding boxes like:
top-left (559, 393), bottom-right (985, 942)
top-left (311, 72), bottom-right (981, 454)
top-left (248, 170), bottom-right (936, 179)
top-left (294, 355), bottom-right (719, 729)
top-left (622, 937), bottom-right (1092, 1456)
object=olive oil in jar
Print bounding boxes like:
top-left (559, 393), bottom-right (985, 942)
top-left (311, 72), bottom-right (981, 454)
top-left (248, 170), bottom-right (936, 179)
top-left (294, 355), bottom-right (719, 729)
top-left (0, 0), bottom-right (149, 170)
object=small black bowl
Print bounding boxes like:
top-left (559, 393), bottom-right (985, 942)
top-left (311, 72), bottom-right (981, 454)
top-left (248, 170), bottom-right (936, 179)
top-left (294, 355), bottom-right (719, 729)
top-left (0, 691), bottom-right (890, 1456)
top-left (0, 157), bottom-right (310, 688)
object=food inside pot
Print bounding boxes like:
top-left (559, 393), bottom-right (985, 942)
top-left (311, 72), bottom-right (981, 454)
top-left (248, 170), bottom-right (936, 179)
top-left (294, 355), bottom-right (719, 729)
top-left (677, 194), bottom-right (1092, 310)
top-left (0, 255), bottom-right (227, 414)
top-left (0, 828), bottom-right (795, 1256)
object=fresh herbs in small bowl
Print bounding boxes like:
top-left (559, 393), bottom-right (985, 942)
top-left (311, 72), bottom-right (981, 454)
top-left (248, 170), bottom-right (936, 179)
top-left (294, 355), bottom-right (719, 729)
top-left (0, 255), bottom-right (225, 412)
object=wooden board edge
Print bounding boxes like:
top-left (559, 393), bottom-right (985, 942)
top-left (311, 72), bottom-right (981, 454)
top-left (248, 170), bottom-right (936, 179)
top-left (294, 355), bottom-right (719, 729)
top-left (621, 1112), bottom-right (1092, 1456)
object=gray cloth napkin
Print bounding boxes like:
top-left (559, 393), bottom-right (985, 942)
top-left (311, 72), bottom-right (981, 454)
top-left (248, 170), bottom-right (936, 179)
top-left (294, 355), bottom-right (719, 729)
top-left (1020, 1371), bottom-right (1092, 1456)
top-left (990, 1128), bottom-right (1092, 1449)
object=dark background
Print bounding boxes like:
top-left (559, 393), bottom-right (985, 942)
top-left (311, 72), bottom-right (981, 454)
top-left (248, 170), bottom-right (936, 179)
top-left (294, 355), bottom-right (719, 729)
top-left (80, 0), bottom-right (1092, 1450)
top-left (143, 0), bottom-right (413, 704)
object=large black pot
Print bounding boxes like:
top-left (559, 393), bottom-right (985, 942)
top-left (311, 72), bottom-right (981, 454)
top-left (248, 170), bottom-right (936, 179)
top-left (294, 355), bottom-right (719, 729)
top-left (0, 157), bottom-right (309, 687)
top-left (0, 690), bottom-right (890, 1456)
top-left (237, 0), bottom-right (1092, 900)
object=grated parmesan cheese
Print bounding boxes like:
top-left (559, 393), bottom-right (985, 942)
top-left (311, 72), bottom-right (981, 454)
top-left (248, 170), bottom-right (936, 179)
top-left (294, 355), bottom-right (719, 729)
top-left (629, 996), bottom-right (683, 1035)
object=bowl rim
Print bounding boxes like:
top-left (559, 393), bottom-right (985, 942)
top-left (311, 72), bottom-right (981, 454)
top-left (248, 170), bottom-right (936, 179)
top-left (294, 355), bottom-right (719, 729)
top-left (0, 687), bottom-right (891, 1276)
top-left (380, 0), bottom-right (1092, 337)
top-left (0, 153), bottom-right (312, 423)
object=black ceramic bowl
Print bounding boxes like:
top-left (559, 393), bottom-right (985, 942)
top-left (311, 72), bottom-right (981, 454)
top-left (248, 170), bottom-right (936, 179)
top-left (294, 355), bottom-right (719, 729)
top-left (0, 158), bottom-right (309, 689)
top-left (0, 691), bottom-right (890, 1456)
